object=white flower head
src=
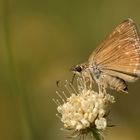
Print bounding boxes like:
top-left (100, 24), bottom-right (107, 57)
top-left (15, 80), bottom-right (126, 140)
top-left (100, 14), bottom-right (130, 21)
top-left (53, 78), bottom-right (115, 139)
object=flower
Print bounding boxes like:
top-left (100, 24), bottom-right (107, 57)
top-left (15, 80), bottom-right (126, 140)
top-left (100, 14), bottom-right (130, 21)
top-left (95, 118), bottom-right (107, 130)
top-left (53, 78), bottom-right (115, 139)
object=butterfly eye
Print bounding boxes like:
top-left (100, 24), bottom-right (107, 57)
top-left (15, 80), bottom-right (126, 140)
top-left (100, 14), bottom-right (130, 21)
top-left (71, 65), bottom-right (83, 73)
top-left (75, 66), bottom-right (82, 72)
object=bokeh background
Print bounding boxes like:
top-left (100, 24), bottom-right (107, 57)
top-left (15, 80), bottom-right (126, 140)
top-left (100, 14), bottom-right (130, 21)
top-left (0, 0), bottom-right (140, 140)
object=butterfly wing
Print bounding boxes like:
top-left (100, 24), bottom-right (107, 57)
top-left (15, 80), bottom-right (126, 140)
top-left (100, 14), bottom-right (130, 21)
top-left (88, 18), bottom-right (140, 82)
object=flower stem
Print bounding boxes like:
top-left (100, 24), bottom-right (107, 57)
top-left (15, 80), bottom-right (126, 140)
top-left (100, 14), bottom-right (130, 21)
top-left (92, 131), bottom-right (102, 140)
top-left (92, 127), bottom-right (102, 140)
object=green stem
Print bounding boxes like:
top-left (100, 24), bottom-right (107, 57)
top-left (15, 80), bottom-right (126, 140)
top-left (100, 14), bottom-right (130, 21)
top-left (92, 130), bottom-right (102, 140)
top-left (2, 1), bottom-right (34, 140)
top-left (91, 126), bottom-right (102, 140)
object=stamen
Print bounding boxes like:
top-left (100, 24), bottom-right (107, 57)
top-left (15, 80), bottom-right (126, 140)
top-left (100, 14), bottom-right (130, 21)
top-left (65, 80), bottom-right (75, 95)
top-left (60, 128), bottom-right (70, 132)
top-left (52, 98), bottom-right (59, 106)
top-left (64, 84), bottom-right (73, 95)
top-left (56, 113), bottom-right (61, 119)
top-left (56, 99), bottom-right (61, 105)
top-left (62, 91), bottom-right (68, 99)
top-left (69, 82), bottom-right (78, 95)
top-left (56, 91), bottom-right (65, 103)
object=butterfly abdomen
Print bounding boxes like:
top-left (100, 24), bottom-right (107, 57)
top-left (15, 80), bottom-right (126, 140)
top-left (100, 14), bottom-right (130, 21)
top-left (103, 75), bottom-right (128, 93)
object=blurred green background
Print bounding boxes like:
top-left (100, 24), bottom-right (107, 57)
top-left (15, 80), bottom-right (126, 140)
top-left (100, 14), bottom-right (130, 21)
top-left (0, 0), bottom-right (140, 140)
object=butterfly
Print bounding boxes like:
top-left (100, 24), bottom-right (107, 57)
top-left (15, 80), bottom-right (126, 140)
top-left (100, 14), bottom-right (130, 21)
top-left (71, 18), bottom-right (140, 93)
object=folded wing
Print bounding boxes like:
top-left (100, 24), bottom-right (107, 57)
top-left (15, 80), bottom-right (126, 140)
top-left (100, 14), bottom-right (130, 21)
top-left (88, 18), bottom-right (140, 82)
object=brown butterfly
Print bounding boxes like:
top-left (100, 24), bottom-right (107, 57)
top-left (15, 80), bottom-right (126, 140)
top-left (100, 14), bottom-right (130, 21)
top-left (72, 18), bottom-right (140, 93)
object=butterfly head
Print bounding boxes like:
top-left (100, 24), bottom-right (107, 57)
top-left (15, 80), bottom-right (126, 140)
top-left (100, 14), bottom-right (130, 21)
top-left (71, 63), bottom-right (89, 76)
top-left (71, 64), bottom-right (86, 83)
top-left (71, 64), bottom-right (83, 75)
